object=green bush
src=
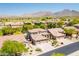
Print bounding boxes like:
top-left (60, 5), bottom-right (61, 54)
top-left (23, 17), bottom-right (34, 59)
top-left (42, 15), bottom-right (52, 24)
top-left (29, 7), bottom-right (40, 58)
top-left (57, 21), bottom-right (64, 27)
top-left (51, 53), bottom-right (65, 56)
top-left (69, 19), bottom-right (79, 26)
top-left (35, 48), bottom-right (42, 52)
top-left (13, 31), bottom-right (22, 35)
top-left (1, 27), bottom-right (14, 35)
top-left (0, 40), bottom-right (28, 56)
top-left (22, 23), bottom-right (33, 33)
top-left (52, 40), bottom-right (58, 46)
top-left (64, 28), bottom-right (77, 36)
top-left (47, 23), bottom-right (54, 29)
top-left (33, 23), bottom-right (46, 29)
top-left (1, 26), bottom-right (22, 35)
top-left (0, 30), bottom-right (3, 36)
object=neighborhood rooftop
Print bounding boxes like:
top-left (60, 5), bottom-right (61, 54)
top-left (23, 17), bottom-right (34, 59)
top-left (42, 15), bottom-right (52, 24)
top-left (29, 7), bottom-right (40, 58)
top-left (30, 34), bottom-right (48, 42)
top-left (48, 28), bottom-right (65, 37)
top-left (0, 34), bottom-right (26, 48)
top-left (28, 28), bottom-right (46, 33)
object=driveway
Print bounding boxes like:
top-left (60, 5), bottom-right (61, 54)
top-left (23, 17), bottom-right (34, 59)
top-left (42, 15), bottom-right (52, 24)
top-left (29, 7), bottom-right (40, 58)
top-left (39, 42), bottom-right (79, 56)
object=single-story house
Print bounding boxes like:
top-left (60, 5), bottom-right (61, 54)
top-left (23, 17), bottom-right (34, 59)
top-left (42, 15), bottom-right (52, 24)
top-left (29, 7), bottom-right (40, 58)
top-left (4, 22), bottom-right (24, 28)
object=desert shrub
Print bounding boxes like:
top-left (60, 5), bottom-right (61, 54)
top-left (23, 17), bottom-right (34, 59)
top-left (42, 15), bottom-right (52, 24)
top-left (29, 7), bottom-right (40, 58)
top-left (51, 53), bottom-right (65, 56)
top-left (13, 31), bottom-right (22, 35)
top-left (22, 23), bottom-right (33, 33)
top-left (1, 27), bottom-right (22, 35)
top-left (52, 40), bottom-right (58, 46)
top-left (1, 27), bottom-right (14, 35)
top-left (35, 48), bottom-right (42, 52)
top-left (0, 30), bottom-right (3, 36)
top-left (64, 28), bottom-right (77, 36)
top-left (33, 22), bottom-right (46, 29)
top-left (0, 40), bottom-right (28, 56)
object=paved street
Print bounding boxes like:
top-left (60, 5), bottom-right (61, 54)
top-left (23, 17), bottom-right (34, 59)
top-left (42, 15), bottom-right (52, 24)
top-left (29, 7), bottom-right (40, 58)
top-left (39, 42), bottom-right (79, 56)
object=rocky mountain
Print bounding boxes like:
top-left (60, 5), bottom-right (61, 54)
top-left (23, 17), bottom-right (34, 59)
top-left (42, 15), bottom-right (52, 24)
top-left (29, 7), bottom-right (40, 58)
top-left (23, 9), bottom-right (79, 17)
top-left (22, 11), bottom-right (53, 17)
top-left (1, 9), bottom-right (79, 17)
top-left (54, 9), bottom-right (79, 16)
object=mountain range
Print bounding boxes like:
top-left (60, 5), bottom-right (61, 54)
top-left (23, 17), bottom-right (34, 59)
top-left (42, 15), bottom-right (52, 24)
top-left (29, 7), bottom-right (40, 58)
top-left (1, 9), bottom-right (79, 17)
top-left (22, 9), bottom-right (79, 17)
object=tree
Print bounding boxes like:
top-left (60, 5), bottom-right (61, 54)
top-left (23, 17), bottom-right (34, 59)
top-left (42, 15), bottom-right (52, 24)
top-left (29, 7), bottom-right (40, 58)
top-left (40, 24), bottom-right (46, 29)
top-left (33, 22), bottom-right (46, 29)
top-left (0, 30), bottom-right (3, 36)
top-left (1, 26), bottom-right (14, 35)
top-left (22, 23), bottom-right (33, 33)
top-left (1, 26), bottom-right (22, 35)
top-left (64, 28), bottom-right (77, 37)
top-left (47, 23), bottom-right (53, 29)
top-left (69, 19), bottom-right (79, 26)
top-left (40, 17), bottom-right (47, 21)
top-left (47, 22), bottom-right (58, 28)
top-left (13, 27), bottom-right (22, 35)
top-left (57, 21), bottom-right (64, 27)
top-left (0, 40), bottom-right (28, 56)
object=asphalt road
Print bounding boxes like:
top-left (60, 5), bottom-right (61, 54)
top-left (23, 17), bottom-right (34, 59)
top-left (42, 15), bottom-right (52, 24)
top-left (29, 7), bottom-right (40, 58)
top-left (39, 42), bottom-right (79, 56)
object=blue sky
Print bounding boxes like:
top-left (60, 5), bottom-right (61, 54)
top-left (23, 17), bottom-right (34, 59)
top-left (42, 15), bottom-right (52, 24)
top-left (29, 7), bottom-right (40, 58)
top-left (0, 3), bottom-right (79, 15)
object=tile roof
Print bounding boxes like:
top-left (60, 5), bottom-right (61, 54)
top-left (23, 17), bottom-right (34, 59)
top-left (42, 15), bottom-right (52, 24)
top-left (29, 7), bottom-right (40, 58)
top-left (30, 34), bottom-right (48, 42)
top-left (48, 28), bottom-right (65, 37)
top-left (28, 28), bottom-right (46, 33)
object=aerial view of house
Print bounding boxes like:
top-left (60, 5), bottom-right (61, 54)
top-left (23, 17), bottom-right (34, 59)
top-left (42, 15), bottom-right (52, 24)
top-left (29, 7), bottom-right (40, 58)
top-left (0, 3), bottom-right (79, 56)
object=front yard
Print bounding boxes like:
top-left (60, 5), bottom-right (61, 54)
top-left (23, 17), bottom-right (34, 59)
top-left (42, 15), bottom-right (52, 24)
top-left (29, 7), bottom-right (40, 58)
top-left (22, 37), bottom-right (79, 56)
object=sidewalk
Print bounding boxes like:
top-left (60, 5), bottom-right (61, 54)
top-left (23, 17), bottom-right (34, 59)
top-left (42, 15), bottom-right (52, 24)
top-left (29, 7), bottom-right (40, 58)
top-left (68, 50), bottom-right (79, 56)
